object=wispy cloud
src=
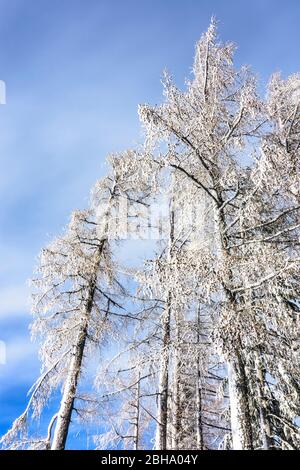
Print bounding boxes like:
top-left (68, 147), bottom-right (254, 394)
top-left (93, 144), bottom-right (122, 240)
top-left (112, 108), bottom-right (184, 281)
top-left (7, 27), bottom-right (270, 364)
top-left (0, 285), bottom-right (29, 319)
top-left (0, 334), bottom-right (38, 395)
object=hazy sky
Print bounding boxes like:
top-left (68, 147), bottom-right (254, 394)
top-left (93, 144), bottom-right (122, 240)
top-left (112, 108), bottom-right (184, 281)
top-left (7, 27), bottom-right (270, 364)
top-left (1, 0), bottom-right (300, 448)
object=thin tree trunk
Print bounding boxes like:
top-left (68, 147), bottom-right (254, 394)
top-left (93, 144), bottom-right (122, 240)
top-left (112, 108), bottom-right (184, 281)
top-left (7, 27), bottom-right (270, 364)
top-left (196, 368), bottom-right (204, 449)
top-left (254, 350), bottom-right (272, 449)
top-left (51, 281), bottom-right (96, 450)
top-left (172, 313), bottom-right (181, 450)
top-left (133, 373), bottom-right (141, 450)
top-left (45, 414), bottom-right (58, 450)
top-left (196, 305), bottom-right (204, 450)
top-left (155, 302), bottom-right (171, 450)
top-left (227, 351), bottom-right (253, 450)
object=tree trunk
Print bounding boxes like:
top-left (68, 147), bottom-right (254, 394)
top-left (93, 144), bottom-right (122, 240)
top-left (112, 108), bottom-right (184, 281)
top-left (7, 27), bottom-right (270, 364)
top-left (51, 282), bottom-right (96, 450)
top-left (196, 368), bottom-right (204, 449)
top-left (155, 303), bottom-right (171, 450)
top-left (255, 350), bottom-right (272, 450)
top-left (228, 351), bottom-right (253, 450)
top-left (51, 319), bottom-right (89, 449)
top-left (133, 373), bottom-right (141, 450)
top-left (196, 305), bottom-right (204, 450)
top-left (171, 313), bottom-right (181, 450)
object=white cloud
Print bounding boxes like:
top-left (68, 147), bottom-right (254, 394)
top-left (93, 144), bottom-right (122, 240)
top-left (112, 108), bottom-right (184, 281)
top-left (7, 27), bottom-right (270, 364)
top-left (0, 335), bottom-right (38, 394)
top-left (0, 284), bottom-right (30, 318)
top-left (0, 340), bottom-right (6, 365)
top-left (6, 336), bottom-right (36, 364)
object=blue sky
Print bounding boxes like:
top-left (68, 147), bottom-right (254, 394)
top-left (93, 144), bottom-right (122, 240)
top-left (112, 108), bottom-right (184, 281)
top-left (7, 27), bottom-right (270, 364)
top-left (1, 0), bottom-right (300, 449)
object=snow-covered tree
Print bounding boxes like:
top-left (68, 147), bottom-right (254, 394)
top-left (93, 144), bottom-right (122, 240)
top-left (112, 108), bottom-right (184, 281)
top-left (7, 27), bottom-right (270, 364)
top-left (138, 19), bottom-right (300, 449)
top-left (1, 158), bottom-right (150, 450)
